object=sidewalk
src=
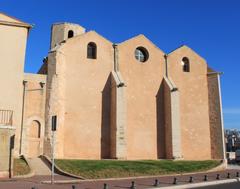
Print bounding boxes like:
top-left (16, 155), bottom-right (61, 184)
top-left (1, 168), bottom-right (240, 189)
top-left (48, 169), bottom-right (240, 188)
top-left (28, 157), bottom-right (52, 175)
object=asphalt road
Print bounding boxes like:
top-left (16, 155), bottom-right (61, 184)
top-left (1, 180), bottom-right (240, 189)
top-left (196, 182), bottom-right (240, 189)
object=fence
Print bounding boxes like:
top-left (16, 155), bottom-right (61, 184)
top-left (0, 109), bottom-right (13, 126)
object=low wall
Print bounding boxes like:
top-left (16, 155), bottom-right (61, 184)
top-left (0, 125), bottom-right (15, 178)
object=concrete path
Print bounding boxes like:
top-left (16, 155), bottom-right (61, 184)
top-left (227, 164), bottom-right (240, 170)
top-left (28, 157), bottom-right (51, 175)
top-left (196, 182), bottom-right (240, 189)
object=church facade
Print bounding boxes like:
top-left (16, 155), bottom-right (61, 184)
top-left (0, 13), bottom-right (226, 176)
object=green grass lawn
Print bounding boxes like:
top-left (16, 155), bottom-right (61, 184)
top-left (13, 158), bottom-right (30, 176)
top-left (55, 159), bottom-right (221, 179)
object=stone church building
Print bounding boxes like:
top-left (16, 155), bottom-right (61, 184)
top-left (0, 13), bottom-right (225, 176)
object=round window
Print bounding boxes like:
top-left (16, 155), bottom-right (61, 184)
top-left (135, 47), bottom-right (149, 62)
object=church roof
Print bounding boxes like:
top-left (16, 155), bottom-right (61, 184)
top-left (207, 67), bottom-right (223, 75)
top-left (0, 12), bottom-right (32, 28)
top-left (118, 34), bottom-right (165, 54)
top-left (167, 45), bottom-right (206, 62)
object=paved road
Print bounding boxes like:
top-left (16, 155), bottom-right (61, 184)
top-left (196, 182), bottom-right (240, 189)
top-left (2, 180), bottom-right (240, 189)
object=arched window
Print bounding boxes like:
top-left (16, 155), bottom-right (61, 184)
top-left (182, 57), bottom-right (190, 72)
top-left (29, 120), bottom-right (41, 138)
top-left (87, 42), bottom-right (97, 59)
top-left (68, 30), bottom-right (74, 38)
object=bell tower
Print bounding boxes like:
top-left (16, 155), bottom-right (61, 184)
top-left (50, 22), bottom-right (86, 49)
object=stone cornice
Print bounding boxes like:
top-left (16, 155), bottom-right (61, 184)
top-left (0, 20), bottom-right (32, 28)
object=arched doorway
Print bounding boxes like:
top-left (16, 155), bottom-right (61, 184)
top-left (27, 120), bottom-right (41, 157)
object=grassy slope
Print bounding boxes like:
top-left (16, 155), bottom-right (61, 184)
top-left (13, 158), bottom-right (30, 176)
top-left (55, 159), bottom-right (221, 179)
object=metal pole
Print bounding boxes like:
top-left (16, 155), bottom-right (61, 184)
top-left (51, 130), bottom-right (55, 184)
top-left (19, 80), bottom-right (27, 155)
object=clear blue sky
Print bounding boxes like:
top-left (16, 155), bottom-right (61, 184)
top-left (1, 0), bottom-right (239, 129)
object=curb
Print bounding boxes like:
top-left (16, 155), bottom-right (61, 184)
top-left (150, 178), bottom-right (240, 189)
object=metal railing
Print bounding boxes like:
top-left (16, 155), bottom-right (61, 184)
top-left (0, 109), bottom-right (13, 126)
